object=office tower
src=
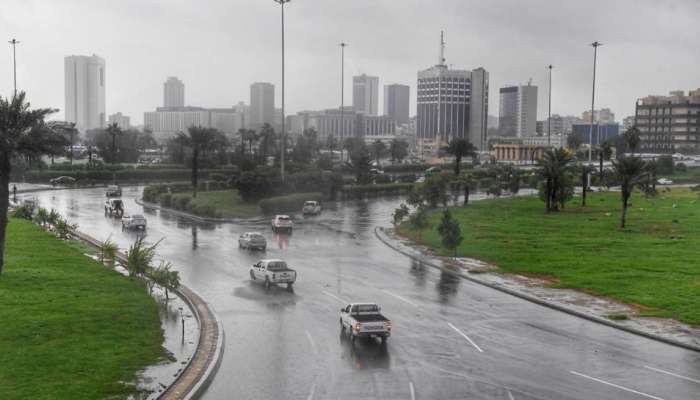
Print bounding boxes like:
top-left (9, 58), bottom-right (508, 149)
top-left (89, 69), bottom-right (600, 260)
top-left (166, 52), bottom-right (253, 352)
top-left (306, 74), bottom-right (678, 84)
top-left (108, 112), bottom-right (130, 130)
top-left (636, 89), bottom-right (700, 153)
top-left (353, 74), bottom-right (379, 116)
top-left (499, 82), bottom-right (538, 137)
top-left (582, 108), bottom-right (615, 124)
top-left (250, 82), bottom-right (275, 130)
top-left (163, 77), bottom-right (185, 109)
top-left (383, 84), bottom-right (410, 125)
top-left (469, 68), bottom-right (489, 148)
top-left (64, 54), bottom-right (106, 133)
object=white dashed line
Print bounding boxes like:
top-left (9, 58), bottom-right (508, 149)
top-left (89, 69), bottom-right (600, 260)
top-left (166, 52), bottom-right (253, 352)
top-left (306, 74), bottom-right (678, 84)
top-left (306, 382), bottom-right (316, 400)
top-left (322, 290), bottom-right (348, 304)
top-left (569, 371), bottom-right (665, 400)
top-left (507, 390), bottom-right (515, 400)
top-left (447, 322), bottom-right (484, 353)
top-left (409, 381), bottom-right (416, 400)
top-left (383, 290), bottom-right (420, 308)
top-left (305, 330), bottom-right (318, 355)
top-left (644, 365), bottom-right (700, 385)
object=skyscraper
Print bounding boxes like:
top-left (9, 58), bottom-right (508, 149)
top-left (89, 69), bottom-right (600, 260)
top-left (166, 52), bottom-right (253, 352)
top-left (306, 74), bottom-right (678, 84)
top-left (416, 32), bottom-right (489, 149)
top-left (250, 82), bottom-right (275, 130)
top-left (383, 84), bottom-right (410, 125)
top-left (353, 74), bottom-right (379, 116)
top-left (498, 82), bottom-right (538, 137)
top-left (64, 54), bottom-right (105, 133)
top-left (163, 77), bottom-right (185, 109)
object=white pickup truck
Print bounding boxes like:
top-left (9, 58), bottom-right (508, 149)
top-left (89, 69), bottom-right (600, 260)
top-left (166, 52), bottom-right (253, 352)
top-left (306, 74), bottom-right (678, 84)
top-left (339, 303), bottom-right (391, 344)
top-left (249, 259), bottom-right (297, 290)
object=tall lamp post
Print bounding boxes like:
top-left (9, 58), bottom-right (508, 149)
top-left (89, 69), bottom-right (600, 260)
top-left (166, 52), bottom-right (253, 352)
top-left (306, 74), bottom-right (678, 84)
top-left (273, 0), bottom-right (291, 182)
top-left (339, 42), bottom-right (347, 153)
top-left (547, 65), bottom-right (553, 147)
top-left (8, 38), bottom-right (19, 97)
top-left (588, 41), bottom-right (602, 165)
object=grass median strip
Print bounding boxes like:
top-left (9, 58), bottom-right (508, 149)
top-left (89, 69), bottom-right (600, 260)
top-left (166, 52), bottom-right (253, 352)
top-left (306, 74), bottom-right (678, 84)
top-left (0, 219), bottom-right (165, 399)
top-left (398, 188), bottom-right (700, 325)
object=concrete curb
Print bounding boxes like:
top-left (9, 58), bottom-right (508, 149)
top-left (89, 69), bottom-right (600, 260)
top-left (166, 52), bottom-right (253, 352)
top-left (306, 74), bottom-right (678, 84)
top-left (71, 230), bottom-right (226, 399)
top-left (374, 226), bottom-right (700, 354)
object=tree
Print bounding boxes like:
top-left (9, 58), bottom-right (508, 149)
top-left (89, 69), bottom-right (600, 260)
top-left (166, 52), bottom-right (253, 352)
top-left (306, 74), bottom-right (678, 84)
top-left (567, 133), bottom-right (583, 150)
top-left (422, 172), bottom-right (451, 208)
top-left (240, 129), bottom-right (258, 156)
top-left (578, 164), bottom-right (595, 207)
top-left (105, 122), bottom-right (122, 165)
top-left (258, 123), bottom-right (277, 161)
top-left (409, 205), bottom-right (431, 240)
top-left (125, 236), bottom-right (160, 277)
top-left (442, 138), bottom-right (476, 176)
top-left (149, 261), bottom-right (180, 300)
top-left (622, 127), bottom-right (641, 155)
top-left (612, 156), bottom-right (647, 228)
top-left (437, 209), bottom-right (463, 256)
top-left (458, 172), bottom-right (476, 206)
top-left (349, 143), bottom-right (373, 184)
top-left (0, 92), bottom-right (55, 274)
top-left (371, 140), bottom-right (386, 166)
top-left (326, 134), bottom-right (338, 155)
top-left (167, 131), bottom-right (189, 164)
top-left (389, 138), bottom-right (409, 164)
top-left (536, 147), bottom-right (575, 212)
top-left (184, 126), bottom-right (217, 197)
top-left (598, 141), bottom-right (613, 184)
top-left (392, 203), bottom-right (409, 227)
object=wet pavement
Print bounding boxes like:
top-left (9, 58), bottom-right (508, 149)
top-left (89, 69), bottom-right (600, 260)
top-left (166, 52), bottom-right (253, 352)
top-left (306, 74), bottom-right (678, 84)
top-left (33, 186), bottom-right (700, 400)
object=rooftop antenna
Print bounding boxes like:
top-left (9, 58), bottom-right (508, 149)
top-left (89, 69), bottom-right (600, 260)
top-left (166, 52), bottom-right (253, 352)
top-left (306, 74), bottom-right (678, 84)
top-left (439, 31), bottom-right (446, 66)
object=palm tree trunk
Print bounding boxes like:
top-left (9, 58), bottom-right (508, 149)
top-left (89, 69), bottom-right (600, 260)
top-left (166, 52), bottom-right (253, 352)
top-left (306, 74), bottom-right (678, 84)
top-left (581, 170), bottom-right (587, 207)
top-left (454, 155), bottom-right (462, 175)
top-left (621, 193), bottom-right (628, 228)
top-left (192, 148), bottom-right (199, 198)
top-left (463, 184), bottom-right (469, 206)
top-left (0, 154), bottom-right (11, 275)
top-left (599, 154), bottom-right (604, 185)
top-left (112, 134), bottom-right (117, 165)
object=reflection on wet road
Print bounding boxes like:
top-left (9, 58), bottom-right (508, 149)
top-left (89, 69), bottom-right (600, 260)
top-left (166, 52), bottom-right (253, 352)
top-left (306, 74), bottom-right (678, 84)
top-left (34, 187), bottom-right (700, 400)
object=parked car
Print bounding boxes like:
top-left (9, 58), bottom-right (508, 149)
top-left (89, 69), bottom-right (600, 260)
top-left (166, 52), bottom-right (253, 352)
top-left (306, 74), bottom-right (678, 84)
top-left (249, 259), bottom-right (297, 290)
top-left (271, 215), bottom-right (293, 232)
top-left (104, 199), bottom-right (124, 217)
top-left (657, 178), bottom-right (673, 185)
top-left (339, 303), bottom-right (391, 344)
top-left (122, 214), bottom-right (147, 230)
top-left (50, 176), bottom-right (76, 185)
top-left (239, 232), bottom-right (267, 250)
top-left (105, 185), bottom-right (122, 197)
top-left (302, 201), bottom-right (321, 216)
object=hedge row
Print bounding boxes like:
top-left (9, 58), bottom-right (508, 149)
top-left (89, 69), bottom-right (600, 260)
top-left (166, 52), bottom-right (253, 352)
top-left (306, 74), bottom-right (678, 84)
top-left (258, 192), bottom-right (324, 215)
top-left (45, 163), bottom-right (188, 171)
top-left (24, 168), bottom-right (240, 184)
top-left (340, 182), bottom-right (415, 199)
top-left (142, 181), bottom-right (229, 203)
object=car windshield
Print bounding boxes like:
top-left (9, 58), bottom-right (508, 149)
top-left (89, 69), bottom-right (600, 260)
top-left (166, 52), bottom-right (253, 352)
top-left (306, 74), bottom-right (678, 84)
top-left (132, 215), bottom-right (145, 219)
top-left (278, 216), bottom-right (290, 221)
top-left (267, 261), bottom-right (287, 271)
top-left (352, 304), bottom-right (379, 313)
top-left (250, 234), bottom-right (264, 240)
top-left (304, 202), bottom-right (316, 206)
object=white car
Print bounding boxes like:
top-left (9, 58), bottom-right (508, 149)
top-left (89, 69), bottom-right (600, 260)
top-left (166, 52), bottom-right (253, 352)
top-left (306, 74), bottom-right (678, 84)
top-left (302, 201), bottom-right (321, 216)
top-left (271, 215), bottom-right (293, 232)
top-left (249, 259), bottom-right (297, 290)
top-left (122, 214), bottom-right (147, 230)
top-left (239, 232), bottom-right (267, 250)
top-left (657, 178), bottom-right (673, 185)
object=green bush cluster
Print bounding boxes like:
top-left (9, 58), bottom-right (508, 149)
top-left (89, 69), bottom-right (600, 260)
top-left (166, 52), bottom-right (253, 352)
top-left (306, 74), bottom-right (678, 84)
top-left (25, 167), bottom-right (240, 184)
top-left (340, 182), bottom-right (415, 198)
top-left (258, 192), bottom-right (324, 215)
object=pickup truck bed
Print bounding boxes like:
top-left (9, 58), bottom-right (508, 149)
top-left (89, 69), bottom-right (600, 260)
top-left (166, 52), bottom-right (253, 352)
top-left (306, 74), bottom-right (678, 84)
top-left (353, 314), bottom-right (389, 323)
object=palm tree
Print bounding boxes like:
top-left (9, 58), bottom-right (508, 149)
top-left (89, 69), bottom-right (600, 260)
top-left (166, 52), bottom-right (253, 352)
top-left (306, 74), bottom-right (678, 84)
top-left (458, 171), bottom-right (475, 206)
top-left (443, 138), bottom-right (476, 176)
top-left (622, 127), bottom-right (641, 156)
top-left (598, 141), bottom-right (613, 186)
top-left (241, 129), bottom-right (258, 156)
top-left (371, 140), bottom-right (386, 166)
top-left (389, 138), bottom-right (408, 164)
top-left (185, 126), bottom-right (217, 197)
top-left (537, 148), bottom-right (574, 212)
top-left (579, 164), bottom-right (595, 206)
top-left (326, 134), bottom-right (338, 156)
top-left (0, 92), bottom-right (56, 274)
top-left (258, 123), bottom-right (277, 161)
top-left (105, 122), bottom-right (122, 164)
top-left (173, 131), bottom-right (188, 164)
top-left (612, 156), bottom-right (647, 228)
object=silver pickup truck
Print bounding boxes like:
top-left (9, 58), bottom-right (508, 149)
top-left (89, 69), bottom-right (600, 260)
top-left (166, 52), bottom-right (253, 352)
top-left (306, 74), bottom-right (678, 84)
top-left (339, 303), bottom-right (391, 344)
top-left (249, 259), bottom-right (297, 291)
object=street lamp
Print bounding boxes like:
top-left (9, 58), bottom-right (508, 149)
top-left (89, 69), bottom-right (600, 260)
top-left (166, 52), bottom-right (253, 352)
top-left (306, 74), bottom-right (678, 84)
top-left (547, 65), bottom-right (553, 147)
top-left (178, 306), bottom-right (184, 341)
top-left (588, 41), bottom-right (602, 165)
top-left (273, 0), bottom-right (291, 182)
top-left (8, 38), bottom-right (19, 97)
top-left (339, 42), bottom-right (347, 151)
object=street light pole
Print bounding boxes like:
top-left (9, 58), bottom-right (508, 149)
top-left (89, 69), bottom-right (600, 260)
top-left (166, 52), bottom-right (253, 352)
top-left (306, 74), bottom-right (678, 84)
top-left (273, 0), bottom-right (291, 182)
top-left (588, 41), bottom-right (602, 164)
top-left (8, 38), bottom-right (19, 98)
top-left (547, 65), bottom-right (553, 147)
top-left (339, 42), bottom-right (347, 151)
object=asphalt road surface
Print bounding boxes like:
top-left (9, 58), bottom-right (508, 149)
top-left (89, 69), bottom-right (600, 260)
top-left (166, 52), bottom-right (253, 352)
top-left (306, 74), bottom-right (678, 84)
top-left (31, 187), bottom-right (700, 400)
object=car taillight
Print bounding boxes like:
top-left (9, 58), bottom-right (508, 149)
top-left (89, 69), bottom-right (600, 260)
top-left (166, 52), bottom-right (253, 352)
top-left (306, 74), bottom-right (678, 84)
top-left (354, 323), bottom-right (361, 333)
top-left (386, 321), bottom-right (392, 331)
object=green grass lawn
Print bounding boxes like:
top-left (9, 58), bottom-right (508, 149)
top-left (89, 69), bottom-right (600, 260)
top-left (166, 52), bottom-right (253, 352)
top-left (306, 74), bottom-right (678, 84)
top-left (398, 188), bottom-right (700, 325)
top-left (185, 190), bottom-right (261, 218)
top-left (0, 219), bottom-right (165, 399)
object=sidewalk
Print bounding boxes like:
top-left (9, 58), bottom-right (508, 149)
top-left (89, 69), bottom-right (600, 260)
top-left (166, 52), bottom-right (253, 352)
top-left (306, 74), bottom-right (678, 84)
top-left (375, 226), bottom-right (700, 353)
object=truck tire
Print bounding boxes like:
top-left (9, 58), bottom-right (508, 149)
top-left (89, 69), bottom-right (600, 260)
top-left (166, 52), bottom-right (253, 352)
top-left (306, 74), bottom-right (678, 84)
top-left (250, 270), bottom-right (255, 280)
top-left (265, 277), bottom-right (270, 290)
top-left (286, 283), bottom-right (293, 292)
top-left (380, 336), bottom-right (387, 345)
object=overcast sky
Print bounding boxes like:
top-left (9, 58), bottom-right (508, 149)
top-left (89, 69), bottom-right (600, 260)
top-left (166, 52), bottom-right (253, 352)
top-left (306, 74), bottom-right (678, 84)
top-left (2, 0), bottom-right (699, 125)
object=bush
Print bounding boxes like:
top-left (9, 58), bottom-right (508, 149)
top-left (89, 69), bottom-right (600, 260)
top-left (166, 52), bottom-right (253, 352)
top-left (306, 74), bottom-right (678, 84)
top-left (657, 155), bottom-right (674, 175)
top-left (374, 174), bottom-right (392, 184)
top-left (340, 182), bottom-right (415, 199)
top-left (25, 167), bottom-right (240, 184)
top-left (159, 193), bottom-right (172, 207)
top-left (258, 192), bottom-right (323, 215)
top-left (172, 194), bottom-right (192, 211)
top-left (676, 162), bottom-right (687, 173)
top-left (383, 163), bottom-right (430, 173)
top-left (210, 173), bottom-right (227, 182)
top-left (190, 203), bottom-right (220, 218)
top-left (11, 205), bottom-right (34, 220)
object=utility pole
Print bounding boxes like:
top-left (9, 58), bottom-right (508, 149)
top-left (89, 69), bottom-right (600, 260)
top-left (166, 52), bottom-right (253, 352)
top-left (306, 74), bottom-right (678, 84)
top-left (8, 38), bottom-right (19, 97)
top-left (547, 65), bottom-right (553, 147)
top-left (273, 0), bottom-right (290, 182)
top-left (340, 42), bottom-right (347, 155)
top-left (588, 41), bottom-right (602, 165)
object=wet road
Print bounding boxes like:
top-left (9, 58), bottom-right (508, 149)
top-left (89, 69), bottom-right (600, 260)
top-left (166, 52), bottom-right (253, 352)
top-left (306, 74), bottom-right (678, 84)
top-left (34, 187), bottom-right (700, 400)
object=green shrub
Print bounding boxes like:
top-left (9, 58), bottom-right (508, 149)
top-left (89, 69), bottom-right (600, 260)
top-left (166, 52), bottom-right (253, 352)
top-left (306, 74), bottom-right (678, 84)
top-left (191, 203), bottom-right (220, 218)
top-left (159, 193), bottom-right (172, 207)
top-left (25, 167), bottom-right (240, 184)
top-left (172, 194), bottom-right (192, 211)
top-left (340, 182), bottom-right (415, 198)
top-left (11, 205), bottom-right (34, 220)
top-left (210, 173), bottom-right (227, 182)
top-left (258, 192), bottom-right (323, 214)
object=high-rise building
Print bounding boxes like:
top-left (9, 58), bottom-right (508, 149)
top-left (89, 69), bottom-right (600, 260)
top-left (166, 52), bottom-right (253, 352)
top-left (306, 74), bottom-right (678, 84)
top-left (383, 84), bottom-right (410, 125)
top-left (250, 82), bottom-right (275, 130)
top-left (353, 74), bottom-right (379, 116)
top-left (416, 32), bottom-right (489, 149)
top-left (108, 112), bottom-right (130, 130)
top-left (582, 108), bottom-right (615, 124)
top-left (635, 89), bottom-right (700, 153)
top-left (64, 54), bottom-right (105, 133)
top-left (498, 82), bottom-right (537, 137)
top-left (163, 77), bottom-right (185, 109)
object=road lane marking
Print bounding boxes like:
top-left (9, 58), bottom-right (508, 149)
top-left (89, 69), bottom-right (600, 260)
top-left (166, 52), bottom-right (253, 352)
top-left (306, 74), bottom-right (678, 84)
top-left (383, 290), bottom-right (420, 308)
top-left (447, 322), bottom-right (484, 353)
top-left (305, 330), bottom-right (318, 355)
top-left (569, 371), bottom-right (665, 400)
top-left (409, 381), bottom-right (415, 400)
top-left (322, 290), bottom-right (348, 304)
top-left (507, 390), bottom-right (515, 400)
top-left (306, 382), bottom-right (316, 400)
top-left (644, 365), bottom-right (700, 384)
